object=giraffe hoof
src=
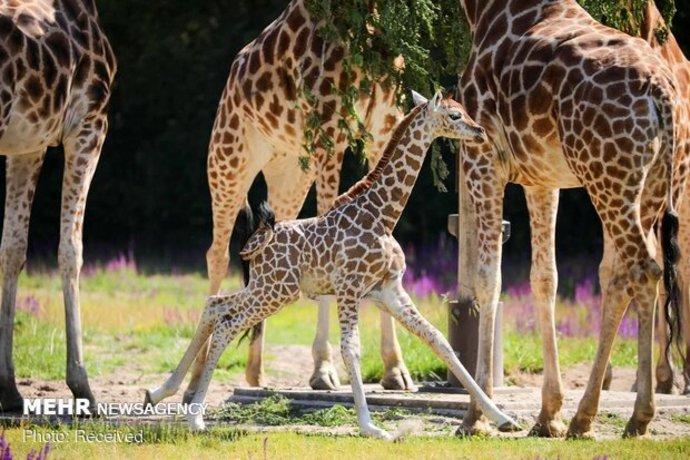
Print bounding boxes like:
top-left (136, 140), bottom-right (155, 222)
top-left (498, 420), bottom-right (522, 433)
top-left (360, 423), bottom-right (393, 441)
top-left (144, 390), bottom-right (154, 407)
top-left (623, 417), bottom-right (650, 438)
top-left (381, 366), bottom-right (417, 391)
top-left (309, 364), bottom-right (341, 390)
top-left (0, 388), bottom-right (24, 413)
top-left (655, 378), bottom-right (674, 394)
top-left (455, 418), bottom-right (495, 437)
top-left (528, 419), bottom-right (567, 438)
top-left (566, 417), bottom-right (596, 440)
top-left (682, 384), bottom-right (690, 396)
top-left (189, 414), bottom-right (206, 432)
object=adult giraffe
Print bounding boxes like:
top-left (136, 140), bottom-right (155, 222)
top-left (635, 0), bottom-right (690, 395)
top-left (0, 0), bottom-right (116, 411)
top-left (456, 0), bottom-right (687, 438)
top-left (191, 0), bottom-right (414, 399)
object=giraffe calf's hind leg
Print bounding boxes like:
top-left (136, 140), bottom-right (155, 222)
top-left (309, 297), bottom-right (341, 390)
top-left (379, 310), bottom-right (416, 391)
top-left (245, 322), bottom-right (266, 387)
top-left (145, 311), bottom-right (214, 406)
top-left (374, 281), bottom-right (519, 432)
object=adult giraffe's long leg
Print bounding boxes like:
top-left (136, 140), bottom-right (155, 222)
top-left (525, 186), bottom-right (566, 437)
top-left (60, 116), bottom-right (110, 408)
top-left (0, 151), bottom-right (45, 412)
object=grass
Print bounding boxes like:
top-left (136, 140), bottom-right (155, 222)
top-left (213, 394), bottom-right (409, 427)
top-left (2, 423), bottom-right (690, 459)
top-left (671, 414), bottom-right (690, 424)
top-left (6, 264), bottom-right (689, 458)
top-left (12, 266), bottom-right (641, 384)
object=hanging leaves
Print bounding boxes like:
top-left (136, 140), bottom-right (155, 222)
top-left (303, 0), bottom-right (677, 188)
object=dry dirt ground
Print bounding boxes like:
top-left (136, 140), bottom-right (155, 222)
top-left (10, 344), bottom-right (690, 439)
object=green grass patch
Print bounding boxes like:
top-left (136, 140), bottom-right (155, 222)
top-left (11, 269), bottom-right (641, 384)
top-left (671, 414), bottom-right (690, 424)
top-left (3, 423), bottom-right (690, 459)
top-left (215, 394), bottom-right (411, 428)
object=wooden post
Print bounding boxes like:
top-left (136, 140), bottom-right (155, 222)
top-left (447, 162), bottom-right (508, 387)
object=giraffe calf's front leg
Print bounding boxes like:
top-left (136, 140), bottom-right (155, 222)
top-left (337, 296), bottom-right (393, 440)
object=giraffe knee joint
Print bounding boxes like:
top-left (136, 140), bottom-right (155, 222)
top-left (58, 241), bottom-right (83, 278)
top-left (530, 269), bottom-right (557, 301)
top-left (0, 245), bottom-right (27, 277)
top-left (630, 260), bottom-right (662, 285)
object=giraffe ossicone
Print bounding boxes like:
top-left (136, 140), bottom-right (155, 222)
top-left (145, 93), bottom-right (518, 439)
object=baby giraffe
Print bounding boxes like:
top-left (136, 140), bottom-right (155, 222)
top-left (146, 91), bottom-right (519, 439)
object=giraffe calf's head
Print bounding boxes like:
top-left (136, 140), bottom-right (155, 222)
top-left (411, 90), bottom-right (487, 143)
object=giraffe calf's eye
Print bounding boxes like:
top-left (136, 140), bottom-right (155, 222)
top-left (449, 113), bottom-right (462, 121)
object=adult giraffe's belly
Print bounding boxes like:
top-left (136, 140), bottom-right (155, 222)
top-left (508, 152), bottom-right (581, 189)
top-left (503, 132), bottom-right (581, 189)
top-left (0, 109), bottom-right (61, 155)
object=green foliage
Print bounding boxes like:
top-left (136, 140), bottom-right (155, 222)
top-left (304, 0), bottom-right (468, 187)
top-left (216, 395), bottom-right (413, 428)
top-left (578, 0), bottom-right (676, 37)
top-left (303, 0), bottom-right (678, 188)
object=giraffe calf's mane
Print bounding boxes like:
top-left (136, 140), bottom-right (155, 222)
top-left (330, 105), bottom-right (425, 210)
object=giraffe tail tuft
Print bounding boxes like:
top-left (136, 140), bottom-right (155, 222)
top-left (652, 78), bottom-right (684, 363)
top-left (257, 201), bottom-right (276, 231)
top-left (235, 202), bottom-right (255, 285)
top-left (661, 208), bottom-right (683, 363)
top-left (236, 201), bottom-right (275, 348)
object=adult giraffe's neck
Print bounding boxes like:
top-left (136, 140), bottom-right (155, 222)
top-left (360, 105), bottom-right (432, 233)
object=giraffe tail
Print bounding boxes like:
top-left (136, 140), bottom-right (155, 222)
top-left (235, 201), bottom-right (276, 346)
top-left (235, 201), bottom-right (255, 285)
top-left (652, 79), bottom-right (684, 362)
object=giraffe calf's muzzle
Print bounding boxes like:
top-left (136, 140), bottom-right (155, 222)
top-left (473, 127), bottom-right (487, 143)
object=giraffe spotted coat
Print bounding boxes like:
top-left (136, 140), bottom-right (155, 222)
top-left (637, 0), bottom-right (690, 395)
top-left (455, 0), bottom-right (688, 439)
top-left (146, 92), bottom-right (520, 440)
top-left (196, 0), bottom-right (412, 396)
top-left (0, 0), bottom-right (116, 412)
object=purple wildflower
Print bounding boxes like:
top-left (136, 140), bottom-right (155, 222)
top-left (0, 431), bottom-right (12, 460)
top-left (26, 443), bottom-right (50, 460)
top-left (104, 251), bottom-right (137, 273)
top-left (17, 296), bottom-right (41, 317)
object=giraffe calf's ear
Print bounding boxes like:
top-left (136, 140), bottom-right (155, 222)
top-left (411, 90), bottom-right (428, 107)
top-left (431, 90), bottom-right (443, 111)
top-left (239, 227), bottom-right (275, 261)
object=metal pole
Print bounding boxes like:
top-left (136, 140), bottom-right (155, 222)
top-left (447, 163), bottom-right (510, 387)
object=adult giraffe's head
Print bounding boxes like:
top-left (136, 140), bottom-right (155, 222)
top-left (411, 90), bottom-right (487, 143)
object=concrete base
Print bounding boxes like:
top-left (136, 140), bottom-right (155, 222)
top-left (230, 384), bottom-right (690, 418)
